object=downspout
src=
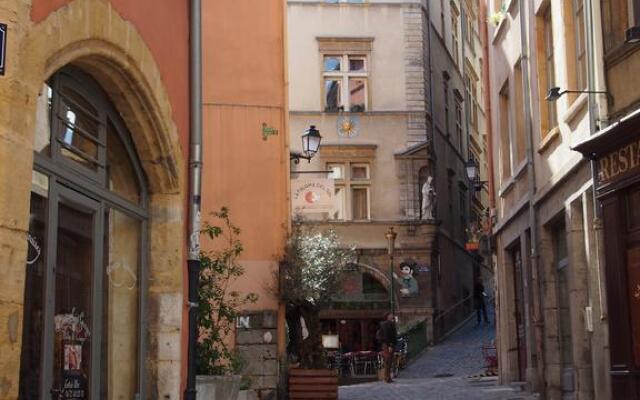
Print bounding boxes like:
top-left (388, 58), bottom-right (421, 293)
top-left (479, 2), bottom-right (495, 211)
top-left (425, 0), bottom-right (440, 324)
top-left (479, 0), bottom-right (500, 377)
top-left (518, 0), bottom-right (545, 392)
top-left (185, 0), bottom-right (202, 399)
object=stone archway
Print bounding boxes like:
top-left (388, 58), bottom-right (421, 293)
top-left (351, 263), bottom-right (400, 308)
top-left (0, 1), bottom-right (186, 398)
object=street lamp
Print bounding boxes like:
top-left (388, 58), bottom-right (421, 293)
top-left (290, 125), bottom-right (322, 163)
top-left (385, 227), bottom-right (397, 314)
top-left (465, 158), bottom-right (487, 192)
top-left (545, 86), bottom-right (610, 102)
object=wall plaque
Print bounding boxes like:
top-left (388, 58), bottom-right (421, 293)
top-left (0, 23), bottom-right (6, 76)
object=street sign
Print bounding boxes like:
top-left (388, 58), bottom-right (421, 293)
top-left (0, 23), bottom-right (6, 76)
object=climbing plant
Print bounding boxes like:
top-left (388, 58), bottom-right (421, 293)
top-left (196, 207), bottom-right (258, 376)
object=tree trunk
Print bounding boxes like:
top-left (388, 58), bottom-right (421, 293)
top-left (298, 303), bottom-right (325, 369)
top-left (285, 303), bottom-right (302, 361)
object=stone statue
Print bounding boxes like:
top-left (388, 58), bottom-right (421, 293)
top-left (421, 176), bottom-right (436, 220)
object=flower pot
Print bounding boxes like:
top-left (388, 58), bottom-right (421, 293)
top-left (288, 367), bottom-right (338, 400)
top-left (196, 375), bottom-right (241, 400)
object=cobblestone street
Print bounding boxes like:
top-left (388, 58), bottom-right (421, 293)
top-left (339, 310), bottom-right (536, 400)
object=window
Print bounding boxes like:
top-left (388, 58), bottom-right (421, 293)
top-left (328, 162), bottom-right (370, 220)
top-left (536, 5), bottom-right (557, 136)
top-left (459, 184), bottom-right (467, 239)
top-left (455, 96), bottom-right (463, 150)
top-left (499, 81), bottom-right (512, 180)
top-left (447, 170), bottom-right (454, 225)
top-left (465, 75), bottom-right (479, 132)
top-left (322, 54), bottom-right (368, 112)
top-left (602, 0), bottom-right (630, 52)
top-left (573, 0), bottom-right (587, 90)
top-left (463, 7), bottom-right (476, 55)
top-left (451, 5), bottom-right (460, 64)
top-left (551, 219), bottom-right (573, 370)
top-left (440, 0), bottom-right (446, 37)
top-left (443, 78), bottom-right (450, 136)
top-left (19, 68), bottom-right (148, 399)
top-left (513, 62), bottom-right (526, 164)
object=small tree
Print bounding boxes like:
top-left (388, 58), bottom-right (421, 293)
top-left (196, 207), bottom-right (258, 376)
top-left (279, 222), bottom-right (356, 369)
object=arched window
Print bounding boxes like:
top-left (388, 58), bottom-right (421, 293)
top-left (20, 67), bottom-right (149, 399)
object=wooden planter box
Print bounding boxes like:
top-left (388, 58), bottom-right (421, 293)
top-left (289, 368), bottom-right (338, 400)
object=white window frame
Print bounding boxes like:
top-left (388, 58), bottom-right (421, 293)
top-left (322, 54), bottom-right (369, 112)
top-left (327, 161), bottom-right (371, 221)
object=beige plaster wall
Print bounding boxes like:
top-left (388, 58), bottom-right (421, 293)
top-left (290, 113), bottom-right (410, 221)
top-left (288, 2), bottom-right (407, 111)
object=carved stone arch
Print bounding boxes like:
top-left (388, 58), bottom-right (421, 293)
top-left (352, 263), bottom-right (399, 307)
top-left (19, 0), bottom-right (184, 195)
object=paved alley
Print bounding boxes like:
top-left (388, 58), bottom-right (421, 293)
top-left (339, 310), bottom-right (535, 400)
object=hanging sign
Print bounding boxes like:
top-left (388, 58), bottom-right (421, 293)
top-left (291, 178), bottom-right (334, 214)
top-left (0, 23), bottom-right (6, 76)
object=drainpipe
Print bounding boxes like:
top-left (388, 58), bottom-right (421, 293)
top-left (518, 0), bottom-right (545, 392)
top-left (425, 0), bottom-right (441, 324)
top-left (479, 2), bottom-right (495, 212)
top-left (185, 0), bottom-right (203, 399)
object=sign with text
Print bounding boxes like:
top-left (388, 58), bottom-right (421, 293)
top-left (291, 178), bottom-right (334, 214)
top-left (0, 23), bottom-right (6, 76)
top-left (598, 137), bottom-right (640, 184)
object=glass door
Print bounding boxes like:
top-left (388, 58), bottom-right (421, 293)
top-left (45, 184), bottom-right (103, 400)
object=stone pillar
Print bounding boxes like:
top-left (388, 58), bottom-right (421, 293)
top-left (0, 2), bottom-right (38, 398)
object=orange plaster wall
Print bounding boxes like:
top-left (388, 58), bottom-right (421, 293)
top-left (201, 0), bottom-right (288, 310)
top-left (31, 0), bottom-right (190, 154)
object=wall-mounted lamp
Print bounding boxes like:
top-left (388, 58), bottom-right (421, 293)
top-left (627, 26), bottom-right (640, 44)
top-left (545, 86), bottom-right (610, 102)
top-left (290, 125), bottom-right (322, 164)
top-left (465, 158), bottom-right (487, 192)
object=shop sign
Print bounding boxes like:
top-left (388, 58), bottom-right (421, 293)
top-left (598, 137), bottom-right (640, 184)
top-left (291, 178), bottom-right (334, 214)
top-left (0, 23), bottom-right (6, 76)
top-left (60, 371), bottom-right (87, 399)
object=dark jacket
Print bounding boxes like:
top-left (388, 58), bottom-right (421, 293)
top-left (379, 320), bottom-right (397, 346)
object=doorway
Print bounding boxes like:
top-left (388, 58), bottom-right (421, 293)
top-left (18, 67), bottom-right (148, 399)
top-left (511, 246), bottom-right (527, 381)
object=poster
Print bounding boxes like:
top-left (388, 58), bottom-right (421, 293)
top-left (291, 178), bottom-right (334, 214)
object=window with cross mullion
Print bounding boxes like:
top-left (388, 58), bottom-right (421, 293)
top-left (323, 54), bottom-right (368, 112)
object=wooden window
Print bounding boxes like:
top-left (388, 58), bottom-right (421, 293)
top-left (602, 0), bottom-right (630, 53)
top-left (444, 79), bottom-right (450, 136)
top-left (499, 81), bottom-right (512, 181)
top-left (451, 4), bottom-right (460, 65)
top-left (441, 0), bottom-right (446, 37)
top-left (536, 5), bottom-right (557, 136)
top-left (351, 187), bottom-right (370, 220)
top-left (514, 62), bottom-right (526, 164)
top-left (327, 161), bottom-right (370, 220)
top-left (573, 0), bottom-right (587, 90)
top-left (455, 97), bottom-right (463, 150)
top-left (322, 54), bottom-right (368, 112)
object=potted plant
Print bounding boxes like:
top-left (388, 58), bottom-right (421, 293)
top-left (278, 222), bottom-right (355, 400)
top-left (196, 207), bottom-right (258, 400)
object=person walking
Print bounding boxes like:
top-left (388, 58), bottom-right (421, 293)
top-left (377, 312), bottom-right (398, 383)
top-left (474, 277), bottom-right (490, 325)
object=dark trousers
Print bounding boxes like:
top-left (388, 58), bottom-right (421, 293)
top-left (381, 344), bottom-right (394, 382)
top-left (476, 300), bottom-right (489, 324)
